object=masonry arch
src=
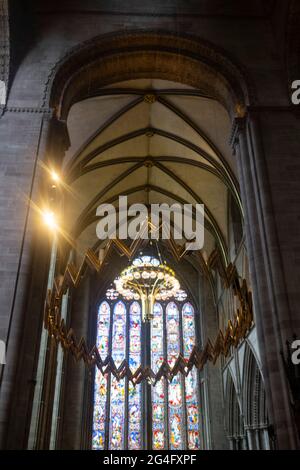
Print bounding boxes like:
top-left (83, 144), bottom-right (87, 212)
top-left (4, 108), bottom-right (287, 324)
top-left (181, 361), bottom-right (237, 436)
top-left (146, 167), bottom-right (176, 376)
top-left (25, 29), bottom-right (297, 451)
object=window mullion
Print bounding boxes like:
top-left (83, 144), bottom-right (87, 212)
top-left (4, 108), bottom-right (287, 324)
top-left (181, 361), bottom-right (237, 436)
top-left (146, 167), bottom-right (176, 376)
top-left (141, 320), bottom-right (146, 450)
top-left (163, 302), bottom-right (170, 450)
top-left (124, 302), bottom-right (130, 449)
top-left (105, 301), bottom-right (114, 450)
top-left (179, 302), bottom-right (188, 450)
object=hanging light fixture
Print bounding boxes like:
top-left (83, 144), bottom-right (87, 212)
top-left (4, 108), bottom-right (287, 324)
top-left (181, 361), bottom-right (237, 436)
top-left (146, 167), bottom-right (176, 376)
top-left (107, 254), bottom-right (187, 322)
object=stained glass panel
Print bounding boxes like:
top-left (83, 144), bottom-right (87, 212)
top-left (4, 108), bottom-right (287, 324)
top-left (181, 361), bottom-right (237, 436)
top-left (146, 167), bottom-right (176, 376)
top-left (108, 301), bottom-right (127, 449)
top-left (96, 301), bottom-right (110, 358)
top-left (182, 302), bottom-right (196, 359)
top-left (109, 376), bottom-right (125, 449)
top-left (151, 302), bottom-right (164, 373)
top-left (168, 373), bottom-right (184, 449)
top-left (185, 368), bottom-right (200, 449)
top-left (111, 301), bottom-right (126, 368)
top-left (152, 378), bottom-right (165, 449)
top-left (92, 370), bottom-right (107, 449)
top-left (93, 297), bottom-right (200, 451)
top-left (151, 302), bottom-right (165, 449)
top-left (128, 302), bottom-right (142, 449)
top-left (166, 302), bottom-right (180, 368)
top-left (92, 301), bottom-right (111, 450)
top-left (182, 303), bottom-right (201, 449)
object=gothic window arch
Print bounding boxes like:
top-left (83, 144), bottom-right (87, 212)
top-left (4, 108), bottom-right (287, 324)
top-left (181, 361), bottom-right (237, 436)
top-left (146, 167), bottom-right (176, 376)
top-left (225, 372), bottom-right (246, 450)
top-left (92, 299), bottom-right (201, 450)
top-left (242, 344), bottom-right (270, 450)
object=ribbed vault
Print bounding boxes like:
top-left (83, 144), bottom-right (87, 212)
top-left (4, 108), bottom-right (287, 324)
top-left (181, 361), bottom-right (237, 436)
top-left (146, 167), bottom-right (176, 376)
top-left (61, 78), bottom-right (243, 268)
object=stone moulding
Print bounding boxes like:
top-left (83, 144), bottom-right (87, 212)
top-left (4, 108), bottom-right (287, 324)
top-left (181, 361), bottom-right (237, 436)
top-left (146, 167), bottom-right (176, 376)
top-left (43, 29), bottom-right (256, 120)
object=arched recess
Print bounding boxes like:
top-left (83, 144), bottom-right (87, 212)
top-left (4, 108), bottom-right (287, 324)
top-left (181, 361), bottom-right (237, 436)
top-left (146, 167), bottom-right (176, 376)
top-left (30, 30), bottom-right (255, 451)
top-left (242, 344), bottom-right (271, 450)
top-left (43, 31), bottom-right (253, 275)
top-left (45, 30), bottom-right (254, 119)
top-left (225, 371), bottom-right (246, 450)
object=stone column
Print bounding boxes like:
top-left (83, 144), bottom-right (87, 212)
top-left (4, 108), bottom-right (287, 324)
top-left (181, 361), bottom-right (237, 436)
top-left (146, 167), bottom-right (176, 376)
top-left (262, 428), bottom-right (271, 450)
top-left (58, 273), bottom-right (91, 449)
top-left (0, 110), bottom-right (56, 449)
top-left (246, 429), bottom-right (255, 450)
top-left (230, 111), bottom-right (299, 449)
top-left (200, 274), bottom-right (229, 449)
top-left (0, 110), bottom-right (71, 449)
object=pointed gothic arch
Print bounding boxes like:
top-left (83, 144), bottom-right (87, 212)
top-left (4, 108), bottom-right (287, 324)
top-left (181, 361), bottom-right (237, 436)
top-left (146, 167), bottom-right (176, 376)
top-left (242, 343), bottom-right (271, 450)
top-left (45, 30), bottom-right (255, 120)
top-left (225, 371), bottom-right (246, 450)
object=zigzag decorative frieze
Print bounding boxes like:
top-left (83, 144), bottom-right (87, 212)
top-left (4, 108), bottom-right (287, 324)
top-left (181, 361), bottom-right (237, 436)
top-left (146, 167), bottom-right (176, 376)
top-left (45, 280), bottom-right (252, 384)
top-left (45, 221), bottom-right (185, 316)
top-left (44, 237), bottom-right (253, 384)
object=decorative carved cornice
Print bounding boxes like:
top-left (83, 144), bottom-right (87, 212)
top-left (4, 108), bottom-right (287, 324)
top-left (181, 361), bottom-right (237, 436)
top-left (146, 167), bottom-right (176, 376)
top-left (43, 30), bottom-right (256, 119)
top-left (3, 106), bottom-right (53, 114)
top-left (229, 116), bottom-right (247, 151)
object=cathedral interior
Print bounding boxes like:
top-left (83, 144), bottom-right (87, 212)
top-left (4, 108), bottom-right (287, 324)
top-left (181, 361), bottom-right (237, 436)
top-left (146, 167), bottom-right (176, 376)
top-left (0, 0), bottom-right (300, 451)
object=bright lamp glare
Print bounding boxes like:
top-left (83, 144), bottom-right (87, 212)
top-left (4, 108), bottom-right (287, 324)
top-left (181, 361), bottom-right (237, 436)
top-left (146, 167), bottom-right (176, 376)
top-left (43, 210), bottom-right (57, 230)
top-left (51, 170), bottom-right (60, 183)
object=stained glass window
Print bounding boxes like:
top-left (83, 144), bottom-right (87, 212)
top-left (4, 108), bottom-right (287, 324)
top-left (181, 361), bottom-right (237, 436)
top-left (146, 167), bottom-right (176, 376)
top-left (151, 302), bottom-right (165, 449)
top-left (128, 302), bottom-right (142, 450)
top-left (92, 300), bottom-right (201, 450)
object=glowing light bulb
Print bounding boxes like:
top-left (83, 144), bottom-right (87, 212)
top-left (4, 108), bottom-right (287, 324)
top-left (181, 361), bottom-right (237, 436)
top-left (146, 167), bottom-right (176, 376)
top-left (42, 210), bottom-right (57, 230)
top-left (51, 170), bottom-right (60, 183)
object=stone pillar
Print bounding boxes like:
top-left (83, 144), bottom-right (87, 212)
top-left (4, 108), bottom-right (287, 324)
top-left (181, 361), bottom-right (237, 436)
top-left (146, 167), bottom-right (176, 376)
top-left (200, 274), bottom-right (228, 449)
top-left (246, 429), bottom-right (255, 450)
top-left (228, 437), bottom-right (234, 450)
top-left (242, 435), bottom-right (248, 450)
top-left (58, 273), bottom-right (91, 449)
top-left (0, 110), bottom-right (55, 449)
top-left (230, 111), bottom-right (300, 449)
top-left (254, 429), bottom-right (261, 450)
top-left (0, 110), bottom-right (71, 449)
top-left (263, 428), bottom-right (271, 450)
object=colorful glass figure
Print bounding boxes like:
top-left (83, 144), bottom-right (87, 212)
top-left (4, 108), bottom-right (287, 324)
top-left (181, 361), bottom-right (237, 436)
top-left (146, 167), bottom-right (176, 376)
top-left (92, 302), bottom-right (111, 450)
top-left (128, 302), bottom-right (142, 450)
top-left (92, 299), bottom-right (201, 450)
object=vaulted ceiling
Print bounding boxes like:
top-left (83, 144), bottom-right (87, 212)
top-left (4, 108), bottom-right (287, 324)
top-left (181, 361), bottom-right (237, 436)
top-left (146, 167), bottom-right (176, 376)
top-left (62, 79), bottom-right (242, 265)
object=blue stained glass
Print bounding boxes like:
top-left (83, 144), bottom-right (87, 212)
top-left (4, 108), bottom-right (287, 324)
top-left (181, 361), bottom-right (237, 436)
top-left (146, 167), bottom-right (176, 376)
top-left (185, 367), bottom-right (200, 449)
top-left (128, 383), bottom-right (142, 449)
top-left (92, 430), bottom-right (105, 450)
top-left (169, 374), bottom-right (184, 450)
top-left (92, 370), bottom-right (107, 449)
top-left (166, 302), bottom-right (180, 368)
top-left (96, 301), bottom-right (110, 358)
top-left (109, 376), bottom-right (125, 449)
top-left (152, 378), bottom-right (165, 449)
top-left (182, 302), bottom-right (196, 359)
top-left (151, 303), bottom-right (164, 373)
top-left (93, 297), bottom-right (200, 451)
top-left (111, 301), bottom-right (126, 367)
top-left (128, 302), bottom-right (142, 449)
top-left (129, 301), bottom-right (141, 357)
top-left (151, 303), bottom-right (166, 450)
top-left (92, 301), bottom-right (111, 450)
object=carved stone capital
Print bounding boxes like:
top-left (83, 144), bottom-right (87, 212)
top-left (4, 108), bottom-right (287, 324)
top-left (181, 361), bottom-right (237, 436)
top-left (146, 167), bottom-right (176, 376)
top-left (229, 117), bottom-right (247, 152)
